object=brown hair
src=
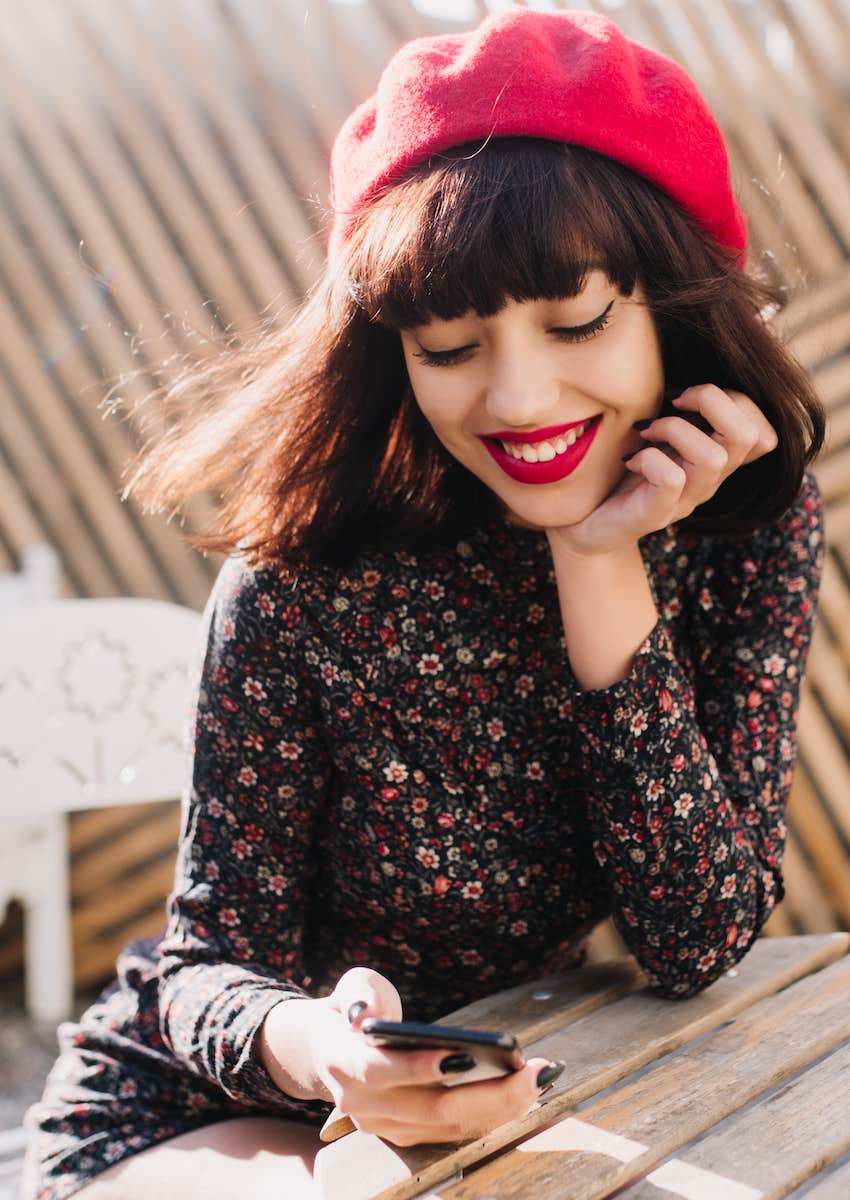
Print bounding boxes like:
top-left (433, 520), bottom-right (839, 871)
top-left (117, 138), bottom-right (825, 569)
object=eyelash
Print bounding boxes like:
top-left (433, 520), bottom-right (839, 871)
top-left (411, 302), bottom-right (615, 367)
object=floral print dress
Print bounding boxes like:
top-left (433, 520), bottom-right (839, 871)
top-left (22, 470), bottom-right (824, 1199)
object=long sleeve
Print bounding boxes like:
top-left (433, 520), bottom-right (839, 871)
top-left (155, 555), bottom-right (333, 1115)
top-left (570, 469), bottom-right (824, 998)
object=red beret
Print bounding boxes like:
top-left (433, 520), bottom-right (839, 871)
top-left (328, 7), bottom-right (747, 266)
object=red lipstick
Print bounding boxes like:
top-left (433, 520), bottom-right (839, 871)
top-left (482, 416), bottom-right (595, 445)
top-left (480, 415), bottom-right (602, 485)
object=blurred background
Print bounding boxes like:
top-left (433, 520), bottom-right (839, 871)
top-left (1, 0), bottom-right (850, 1124)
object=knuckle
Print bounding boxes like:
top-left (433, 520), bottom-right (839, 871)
top-left (739, 421), bottom-right (759, 448)
top-left (708, 442), bottom-right (729, 469)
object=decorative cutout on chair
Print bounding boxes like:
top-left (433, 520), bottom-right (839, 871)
top-left (0, 599), bottom-right (202, 812)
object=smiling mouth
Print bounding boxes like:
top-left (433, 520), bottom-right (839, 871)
top-left (484, 415), bottom-right (601, 462)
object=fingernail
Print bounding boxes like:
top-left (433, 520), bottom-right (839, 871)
top-left (536, 1061), bottom-right (566, 1090)
top-left (621, 451), bottom-right (637, 462)
top-left (632, 418), bottom-right (654, 430)
top-left (347, 1001), bottom-right (367, 1025)
top-left (440, 1053), bottom-right (476, 1074)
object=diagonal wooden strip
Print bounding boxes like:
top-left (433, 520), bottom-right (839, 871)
top-left (801, 1154), bottom-right (850, 1200)
top-left (312, 935), bottom-right (848, 1200)
top-left (790, 765), bottom-right (850, 929)
top-left (615, 1039), bottom-right (850, 1199)
top-left (437, 957), bottom-right (647, 1044)
top-left (437, 946), bottom-right (850, 1199)
top-left (779, 826), bottom-right (840, 934)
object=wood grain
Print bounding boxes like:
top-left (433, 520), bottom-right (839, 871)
top-left (313, 935), bottom-right (849, 1200)
top-left (616, 1040), bottom-right (850, 1198)
top-left (436, 945), bottom-right (850, 1199)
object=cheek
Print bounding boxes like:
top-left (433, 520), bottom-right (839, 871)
top-left (587, 321), bottom-right (663, 406)
top-left (407, 373), bottom-right (468, 435)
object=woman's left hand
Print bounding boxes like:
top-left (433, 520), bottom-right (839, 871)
top-left (547, 385), bottom-right (778, 557)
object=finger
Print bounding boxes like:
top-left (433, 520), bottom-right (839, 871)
top-left (724, 388), bottom-right (779, 461)
top-left (639, 416), bottom-right (729, 475)
top-left (328, 967), bottom-right (403, 1029)
top-left (353, 1044), bottom-right (483, 1091)
top-left (670, 385), bottom-right (771, 466)
top-left (623, 445), bottom-right (688, 494)
top-left (370, 1057), bottom-right (560, 1142)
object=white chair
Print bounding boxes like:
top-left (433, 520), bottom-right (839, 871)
top-left (0, 581), bottom-right (202, 1021)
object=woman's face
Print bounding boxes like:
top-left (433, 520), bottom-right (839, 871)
top-left (399, 270), bottom-right (665, 530)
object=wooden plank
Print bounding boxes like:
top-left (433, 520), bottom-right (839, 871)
top-left (761, 898), bottom-right (795, 937)
top-left (616, 1040), bottom-right (850, 1198)
top-left (803, 1155), bottom-right (850, 1199)
top-left (790, 765), bottom-right (850, 929)
top-left (777, 825), bottom-right (839, 934)
top-left (0, 145), bottom-right (216, 605)
top-left (718, 0), bottom-right (850, 250)
top-left (312, 935), bottom-right (849, 1200)
top-left (436, 958), bottom-right (646, 1045)
top-left (778, 265), bottom-right (850, 340)
top-left (0, 356), bottom-right (118, 596)
top-left (766, 0), bottom-right (850, 165)
top-left (810, 356), bottom-right (850, 413)
top-left (73, 905), bottom-right (168, 990)
top-left (71, 810), bottom-right (180, 900)
top-left (67, 0), bottom-right (269, 331)
top-left (152, 0), bottom-right (318, 294)
top-left (795, 698), bottom-right (850, 845)
top-left (790, 309), bottom-right (850, 372)
top-left (434, 947), bottom-right (850, 1200)
top-left (1, 8), bottom-right (231, 344)
top-left (0, 457), bottom-right (72, 596)
top-left (68, 801), bottom-right (175, 854)
top-left (71, 855), bottom-right (176, 942)
top-left (105, 0), bottom-right (293, 309)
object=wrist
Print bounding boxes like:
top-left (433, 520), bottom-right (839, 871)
top-left (257, 996), bottom-right (334, 1103)
top-left (547, 533), bottom-right (645, 580)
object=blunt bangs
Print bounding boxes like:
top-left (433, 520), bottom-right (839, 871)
top-left (340, 139), bottom-right (645, 329)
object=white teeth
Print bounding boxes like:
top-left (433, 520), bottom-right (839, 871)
top-left (499, 421), bottom-right (590, 461)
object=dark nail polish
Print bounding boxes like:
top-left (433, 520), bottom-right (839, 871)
top-left (347, 1001), bottom-right (367, 1024)
top-left (536, 1061), bottom-right (566, 1090)
top-left (440, 1053), bottom-right (476, 1074)
top-left (632, 418), bottom-right (655, 430)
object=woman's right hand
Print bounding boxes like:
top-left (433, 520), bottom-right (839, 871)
top-left (301, 967), bottom-right (563, 1147)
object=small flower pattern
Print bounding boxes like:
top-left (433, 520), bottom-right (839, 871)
top-left (23, 471), bottom-right (823, 1199)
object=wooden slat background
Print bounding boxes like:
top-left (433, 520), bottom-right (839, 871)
top-left (1, 0), bottom-right (849, 992)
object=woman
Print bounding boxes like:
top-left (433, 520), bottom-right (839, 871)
top-left (23, 7), bottom-right (825, 1198)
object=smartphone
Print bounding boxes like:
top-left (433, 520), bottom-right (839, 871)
top-left (360, 1018), bottom-right (526, 1087)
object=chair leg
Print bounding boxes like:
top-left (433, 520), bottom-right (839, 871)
top-left (24, 813), bottom-right (73, 1023)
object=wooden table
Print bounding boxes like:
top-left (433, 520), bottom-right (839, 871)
top-left (314, 933), bottom-right (850, 1200)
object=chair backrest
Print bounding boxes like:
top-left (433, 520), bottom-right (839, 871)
top-left (0, 598), bottom-right (203, 816)
top-left (0, 544), bottom-right (61, 611)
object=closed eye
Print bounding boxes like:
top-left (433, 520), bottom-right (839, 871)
top-left (411, 300), bottom-right (615, 367)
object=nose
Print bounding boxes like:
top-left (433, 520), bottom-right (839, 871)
top-left (483, 350), bottom-right (562, 431)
